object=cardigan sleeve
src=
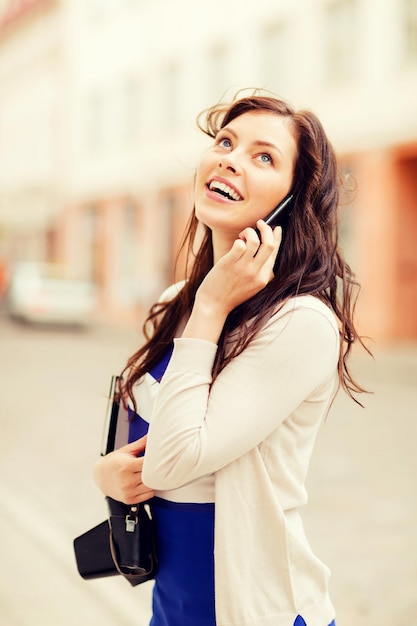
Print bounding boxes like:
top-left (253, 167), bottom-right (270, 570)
top-left (142, 299), bottom-right (340, 490)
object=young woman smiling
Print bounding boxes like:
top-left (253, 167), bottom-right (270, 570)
top-left (93, 93), bottom-right (368, 626)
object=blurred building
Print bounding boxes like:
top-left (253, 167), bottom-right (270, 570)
top-left (0, 0), bottom-right (67, 288)
top-left (0, 0), bottom-right (416, 338)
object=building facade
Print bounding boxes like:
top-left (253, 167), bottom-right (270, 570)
top-left (0, 0), bottom-right (416, 337)
top-left (0, 0), bottom-right (67, 269)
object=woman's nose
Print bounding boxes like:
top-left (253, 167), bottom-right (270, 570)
top-left (219, 161), bottom-right (236, 173)
top-left (218, 151), bottom-right (241, 174)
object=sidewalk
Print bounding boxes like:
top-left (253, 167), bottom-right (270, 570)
top-left (355, 341), bottom-right (417, 386)
top-left (0, 319), bottom-right (416, 625)
top-left (304, 341), bottom-right (417, 625)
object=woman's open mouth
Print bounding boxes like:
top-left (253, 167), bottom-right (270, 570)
top-left (207, 180), bottom-right (243, 202)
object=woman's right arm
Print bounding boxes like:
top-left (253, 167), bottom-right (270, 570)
top-left (182, 223), bottom-right (281, 344)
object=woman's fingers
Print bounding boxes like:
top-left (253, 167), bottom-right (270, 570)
top-left (93, 439), bottom-right (156, 504)
top-left (254, 221), bottom-right (282, 257)
top-left (238, 226), bottom-right (263, 256)
top-left (118, 435), bottom-right (148, 456)
top-left (237, 222), bottom-right (281, 269)
top-left (122, 483), bottom-right (156, 506)
top-left (228, 236), bottom-right (248, 260)
top-left (194, 220), bottom-right (282, 318)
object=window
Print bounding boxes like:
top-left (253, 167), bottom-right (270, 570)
top-left (123, 76), bottom-right (142, 145)
top-left (338, 162), bottom-right (358, 269)
top-left (159, 192), bottom-right (176, 283)
top-left (118, 202), bottom-right (139, 303)
top-left (0, 0), bottom-right (17, 20)
top-left (82, 206), bottom-right (100, 283)
top-left (0, 0), bottom-right (48, 26)
top-left (87, 0), bottom-right (126, 23)
top-left (403, 0), bottom-right (417, 63)
top-left (323, 0), bottom-right (358, 86)
top-left (86, 90), bottom-right (106, 153)
top-left (261, 20), bottom-right (292, 95)
top-left (160, 63), bottom-right (181, 130)
top-left (207, 43), bottom-right (230, 101)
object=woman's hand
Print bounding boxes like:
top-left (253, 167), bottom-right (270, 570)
top-left (93, 436), bottom-right (155, 505)
top-left (203, 221), bottom-right (281, 313)
top-left (182, 221), bottom-right (282, 343)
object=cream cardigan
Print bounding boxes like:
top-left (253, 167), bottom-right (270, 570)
top-left (142, 294), bottom-right (339, 626)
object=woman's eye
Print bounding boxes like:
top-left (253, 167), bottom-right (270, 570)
top-left (258, 153), bottom-right (272, 164)
top-left (218, 137), bottom-right (232, 149)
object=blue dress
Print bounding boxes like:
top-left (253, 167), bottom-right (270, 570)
top-left (128, 347), bottom-right (216, 626)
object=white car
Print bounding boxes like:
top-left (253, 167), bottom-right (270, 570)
top-left (7, 262), bottom-right (98, 327)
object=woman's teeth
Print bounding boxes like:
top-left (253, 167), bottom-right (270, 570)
top-left (209, 181), bottom-right (242, 201)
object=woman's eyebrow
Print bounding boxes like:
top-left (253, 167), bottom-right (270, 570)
top-left (221, 127), bottom-right (284, 157)
top-left (252, 140), bottom-right (284, 157)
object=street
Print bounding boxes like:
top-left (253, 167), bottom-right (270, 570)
top-left (0, 314), bottom-right (416, 625)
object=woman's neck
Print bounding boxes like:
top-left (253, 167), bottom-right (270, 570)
top-left (212, 231), bottom-right (237, 265)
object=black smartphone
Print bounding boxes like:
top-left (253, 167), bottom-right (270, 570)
top-left (255, 193), bottom-right (294, 240)
top-left (264, 193), bottom-right (294, 228)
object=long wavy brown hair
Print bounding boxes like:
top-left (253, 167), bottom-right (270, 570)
top-left (123, 94), bottom-right (369, 408)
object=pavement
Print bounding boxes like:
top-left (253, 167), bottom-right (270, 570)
top-left (0, 315), bottom-right (416, 626)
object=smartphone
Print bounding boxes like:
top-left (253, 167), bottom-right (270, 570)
top-left (256, 193), bottom-right (294, 240)
top-left (264, 193), bottom-right (294, 228)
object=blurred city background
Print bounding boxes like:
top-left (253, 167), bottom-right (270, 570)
top-left (0, 0), bottom-right (416, 625)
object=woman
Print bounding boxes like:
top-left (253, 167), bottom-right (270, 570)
top-left (94, 93), bottom-right (368, 626)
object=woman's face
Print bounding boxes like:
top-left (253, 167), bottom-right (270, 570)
top-left (194, 111), bottom-right (297, 239)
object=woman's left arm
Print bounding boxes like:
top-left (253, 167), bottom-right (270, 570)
top-left (142, 303), bottom-right (339, 490)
